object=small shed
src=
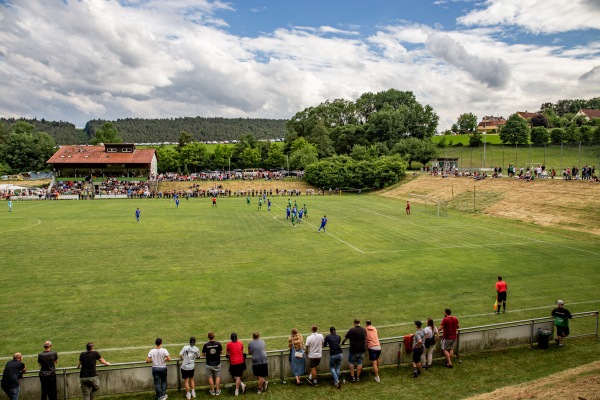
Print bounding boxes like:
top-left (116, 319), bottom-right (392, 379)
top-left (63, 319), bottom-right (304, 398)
top-left (432, 157), bottom-right (459, 170)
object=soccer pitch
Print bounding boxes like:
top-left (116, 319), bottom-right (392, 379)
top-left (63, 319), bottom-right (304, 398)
top-left (1, 195), bottom-right (599, 366)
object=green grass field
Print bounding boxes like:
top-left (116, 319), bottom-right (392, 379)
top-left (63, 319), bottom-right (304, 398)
top-left (1, 194), bottom-right (599, 370)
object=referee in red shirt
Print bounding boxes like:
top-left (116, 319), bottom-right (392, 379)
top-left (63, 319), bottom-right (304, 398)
top-left (496, 276), bottom-right (508, 314)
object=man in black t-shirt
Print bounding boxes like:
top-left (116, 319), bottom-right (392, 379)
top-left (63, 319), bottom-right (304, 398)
top-left (324, 327), bottom-right (343, 389)
top-left (341, 319), bottom-right (367, 382)
top-left (1, 352), bottom-right (26, 400)
top-left (202, 332), bottom-right (223, 396)
top-left (38, 341), bottom-right (58, 400)
top-left (76, 343), bottom-right (110, 400)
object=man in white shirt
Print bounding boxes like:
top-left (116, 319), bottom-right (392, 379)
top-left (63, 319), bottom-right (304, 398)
top-left (305, 325), bottom-right (324, 386)
top-left (146, 338), bottom-right (171, 400)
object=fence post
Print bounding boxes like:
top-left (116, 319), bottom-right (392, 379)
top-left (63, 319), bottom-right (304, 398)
top-left (596, 312), bottom-right (599, 339)
top-left (279, 351), bottom-right (285, 383)
top-left (176, 359), bottom-right (181, 392)
top-left (63, 368), bottom-right (68, 400)
top-left (530, 319), bottom-right (534, 349)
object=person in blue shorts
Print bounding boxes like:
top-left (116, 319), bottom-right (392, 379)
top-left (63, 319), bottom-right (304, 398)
top-left (175, 198), bottom-right (180, 208)
top-left (318, 215), bottom-right (327, 232)
top-left (267, 199), bottom-right (271, 212)
top-left (135, 208), bottom-right (141, 222)
top-left (298, 208), bottom-right (303, 223)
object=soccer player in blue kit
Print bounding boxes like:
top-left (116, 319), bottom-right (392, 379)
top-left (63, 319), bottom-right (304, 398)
top-left (318, 215), bottom-right (327, 232)
top-left (135, 208), bottom-right (141, 222)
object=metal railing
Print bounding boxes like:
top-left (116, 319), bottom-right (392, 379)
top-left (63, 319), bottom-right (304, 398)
top-left (3, 311), bottom-right (597, 400)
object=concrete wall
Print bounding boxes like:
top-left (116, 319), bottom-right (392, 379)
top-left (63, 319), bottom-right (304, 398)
top-left (3, 314), bottom-right (595, 400)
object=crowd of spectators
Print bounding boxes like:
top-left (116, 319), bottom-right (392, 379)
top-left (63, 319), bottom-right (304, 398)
top-left (429, 164), bottom-right (597, 183)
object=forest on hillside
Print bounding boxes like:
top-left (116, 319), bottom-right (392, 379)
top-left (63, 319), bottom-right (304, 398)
top-left (0, 117), bottom-right (286, 145)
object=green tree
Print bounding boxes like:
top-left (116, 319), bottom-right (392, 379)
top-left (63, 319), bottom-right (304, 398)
top-left (178, 130), bottom-right (193, 150)
top-left (579, 125), bottom-right (593, 142)
top-left (499, 114), bottom-right (529, 145)
top-left (240, 147), bottom-right (261, 168)
top-left (265, 143), bottom-right (286, 169)
top-left (550, 128), bottom-right (565, 144)
top-left (12, 121), bottom-right (35, 135)
top-left (391, 138), bottom-right (437, 169)
top-left (0, 122), bottom-right (11, 144)
top-left (456, 113), bottom-right (478, 134)
top-left (288, 138), bottom-right (318, 170)
top-left (90, 122), bottom-right (122, 145)
top-left (469, 131), bottom-right (483, 147)
top-left (211, 144), bottom-right (233, 171)
top-left (179, 142), bottom-right (209, 172)
top-left (2, 130), bottom-right (56, 172)
top-left (156, 146), bottom-right (180, 172)
top-left (530, 126), bottom-right (549, 145)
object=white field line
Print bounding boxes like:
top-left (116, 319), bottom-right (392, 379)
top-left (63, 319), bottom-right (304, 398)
top-left (11, 299), bottom-right (600, 361)
top-left (363, 241), bottom-right (530, 254)
top-left (0, 218), bottom-right (42, 233)
top-left (273, 203), bottom-right (364, 253)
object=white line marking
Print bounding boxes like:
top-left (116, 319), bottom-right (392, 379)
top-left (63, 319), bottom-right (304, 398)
top-left (363, 241), bottom-right (530, 254)
top-left (10, 299), bottom-right (600, 360)
top-left (0, 218), bottom-right (42, 233)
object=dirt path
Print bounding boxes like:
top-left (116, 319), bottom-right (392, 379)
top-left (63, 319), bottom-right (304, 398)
top-left (380, 174), bottom-right (600, 236)
top-left (466, 360), bottom-right (600, 400)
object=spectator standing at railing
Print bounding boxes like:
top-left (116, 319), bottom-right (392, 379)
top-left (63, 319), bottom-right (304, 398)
top-left (341, 319), bottom-right (367, 382)
top-left (366, 320), bottom-right (381, 383)
top-left (1, 352), bottom-right (26, 400)
top-left (179, 337), bottom-right (199, 399)
top-left (146, 338), bottom-right (171, 400)
top-left (305, 325), bottom-right (324, 386)
top-left (323, 327), bottom-right (342, 389)
top-left (226, 333), bottom-right (247, 396)
top-left (202, 332), bottom-right (223, 396)
top-left (411, 321), bottom-right (425, 378)
top-left (438, 309), bottom-right (459, 368)
top-left (38, 341), bottom-right (58, 400)
top-left (76, 342), bottom-right (110, 400)
top-left (247, 332), bottom-right (269, 394)
top-left (552, 300), bottom-right (572, 347)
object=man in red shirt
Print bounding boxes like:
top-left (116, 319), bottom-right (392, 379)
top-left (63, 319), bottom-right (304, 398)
top-left (438, 308), bottom-right (459, 368)
top-left (495, 276), bottom-right (508, 314)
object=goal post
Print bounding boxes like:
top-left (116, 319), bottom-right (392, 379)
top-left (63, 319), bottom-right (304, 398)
top-left (408, 193), bottom-right (448, 217)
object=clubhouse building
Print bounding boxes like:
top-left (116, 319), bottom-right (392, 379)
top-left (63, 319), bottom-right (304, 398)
top-left (47, 143), bottom-right (157, 178)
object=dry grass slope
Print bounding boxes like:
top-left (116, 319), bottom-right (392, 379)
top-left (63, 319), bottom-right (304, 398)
top-left (380, 174), bottom-right (600, 236)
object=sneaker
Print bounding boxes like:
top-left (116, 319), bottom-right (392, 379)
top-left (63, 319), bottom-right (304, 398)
top-left (336, 381), bottom-right (341, 389)
top-left (418, 369), bottom-right (422, 376)
top-left (209, 390), bottom-right (215, 396)
top-left (191, 390), bottom-right (196, 398)
top-left (215, 389), bottom-right (221, 396)
top-left (163, 395), bottom-right (168, 400)
top-left (356, 376), bottom-right (360, 382)
top-left (256, 390), bottom-right (262, 395)
top-left (374, 376), bottom-right (380, 383)
top-left (263, 381), bottom-right (268, 392)
top-left (413, 371), bottom-right (418, 378)
top-left (235, 389), bottom-right (239, 396)
top-left (186, 392), bottom-right (191, 400)
top-left (241, 383), bottom-right (247, 395)
top-left (313, 380), bottom-right (318, 386)
top-left (558, 343), bottom-right (565, 347)
top-left (350, 376), bottom-right (356, 382)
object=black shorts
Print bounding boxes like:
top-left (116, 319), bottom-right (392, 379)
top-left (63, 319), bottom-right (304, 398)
top-left (498, 292), bottom-right (507, 302)
top-left (556, 326), bottom-right (570, 337)
top-left (308, 357), bottom-right (321, 369)
top-left (181, 369), bottom-right (195, 379)
top-left (229, 363), bottom-right (246, 378)
top-left (412, 347), bottom-right (424, 363)
top-left (252, 363), bottom-right (269, 378)
top-left (368, 349), bottom-right (381, 361)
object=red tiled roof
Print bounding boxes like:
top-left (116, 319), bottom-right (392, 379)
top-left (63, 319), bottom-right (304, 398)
top-left (47, 145), bottom-right (156, 165)
top-left (579, 109), bottom-right (600, 119)
top-left (516, 111), bottom-right (539, 119)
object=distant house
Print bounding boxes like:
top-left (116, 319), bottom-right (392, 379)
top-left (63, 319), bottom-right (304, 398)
top-left (477, 116), bottom-right (506, 134)
top-left (575, 109), bottom-right (600, 120)
top-left (516, 111), bottom-right (540, 120)
top-left (47, 143), bottom-right (157, 178)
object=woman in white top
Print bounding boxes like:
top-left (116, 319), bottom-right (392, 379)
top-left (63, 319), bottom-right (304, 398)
top-left (422, 318), bottom-right (439, 369)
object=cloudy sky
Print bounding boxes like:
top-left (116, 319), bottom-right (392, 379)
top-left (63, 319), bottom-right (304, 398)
top-left (0, 0), bottom-right (599, 131)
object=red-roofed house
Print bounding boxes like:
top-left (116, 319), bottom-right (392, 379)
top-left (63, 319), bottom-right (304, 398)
top-left (575, 109), bottom-right (600, 120)
top-left (516, 111), bottom-right (540, 120)
top-left (47, 143), bottom-right (157, 178)
top-left (477, 116), bottom-right (506, 133)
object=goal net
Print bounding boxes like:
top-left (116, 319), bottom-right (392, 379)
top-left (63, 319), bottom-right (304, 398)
top-left (408, 193), bottom-right (448, 217)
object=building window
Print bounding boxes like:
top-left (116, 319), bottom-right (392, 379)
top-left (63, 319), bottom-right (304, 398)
top-left (106, 148), bottom-right (117, 153)
top-left (122, 148), bottom-right (133, 153)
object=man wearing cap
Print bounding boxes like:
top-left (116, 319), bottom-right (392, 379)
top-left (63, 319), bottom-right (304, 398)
top-left (180, 337), bottom-right (200, 399)
top-left (551, 300), bottom-right (572, 347)
top-left (38, 341), bottom-right (58, 400)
